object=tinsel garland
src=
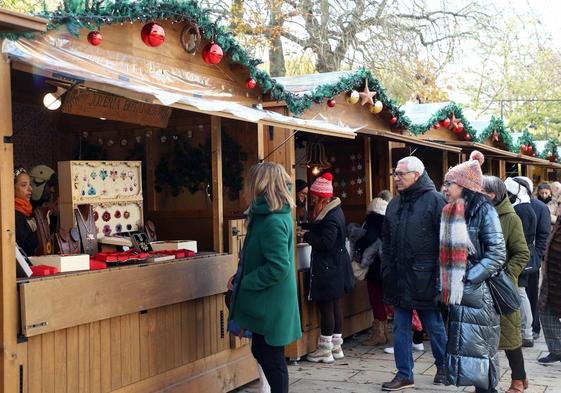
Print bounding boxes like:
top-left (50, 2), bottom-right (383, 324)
top-left (478, 116), bottom-right (515, 152)
top-left (0, 1), bottom-right (406, 121)
top-left (515, 130), bottom-right (538, 155)
top-left (540, 138), bottom-right (560, 161)
top-left (408, 102), bottom-right (477, 140)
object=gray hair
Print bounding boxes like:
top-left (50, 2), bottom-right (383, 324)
top-left (397, 156), bottom-right (425, 175)
top-left (377, 189), bottom-right (393, 202)
top-left (482, 175), bottom-right (507, 203)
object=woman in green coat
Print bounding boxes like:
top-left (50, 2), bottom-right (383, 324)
top-left (229, 162), bottom-right (302, 393)
top-left (483, 176), bottom-right (530, 393)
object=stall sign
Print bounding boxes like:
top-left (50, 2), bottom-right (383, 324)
top-left (62, 88), bottom-right (172, 128)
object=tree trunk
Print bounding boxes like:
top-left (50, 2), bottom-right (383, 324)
top-left (268, 0), bottom-right (286, 76)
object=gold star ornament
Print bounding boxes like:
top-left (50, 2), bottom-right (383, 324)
top-left (359, 79), bottom-right (376, 106)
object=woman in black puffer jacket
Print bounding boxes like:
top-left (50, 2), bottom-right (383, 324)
top-left (302, 172), bottom-right (354, 364)
top-left (441, 152), bottom-right (506, 393)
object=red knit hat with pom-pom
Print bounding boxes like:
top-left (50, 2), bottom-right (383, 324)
top-left (310, 172), bottom-right (334, 198)
top-left (444, 150), bottom-right (485, 192)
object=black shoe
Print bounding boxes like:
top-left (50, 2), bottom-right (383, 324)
top-left (433, 367), bottom-right (445, 385)
top-left (382, 375), bottom-right (415, 391)
top-left (538, 353), bottom-right (561, 363)
top-left (522, 339), bottom-right (534, 348)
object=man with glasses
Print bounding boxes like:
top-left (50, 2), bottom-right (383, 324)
top-left (381, 156), bottom-right (448, 391)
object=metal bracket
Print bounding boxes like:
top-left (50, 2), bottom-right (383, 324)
top-left (3, 136), bottom-right (13, 144)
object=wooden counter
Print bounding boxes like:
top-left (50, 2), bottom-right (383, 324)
top-left (15, 253), bottom-right (259, 393)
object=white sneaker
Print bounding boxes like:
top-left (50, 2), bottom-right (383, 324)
top-left (332, 345), bottom-right (345, 359)
top-left (384, 343), bottom-right (424, 354)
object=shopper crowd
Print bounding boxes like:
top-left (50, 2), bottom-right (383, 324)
top-left (228, 155), bottom-right (561, 393)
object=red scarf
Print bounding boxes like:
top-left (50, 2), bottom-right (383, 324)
top-left (15, 197), bottom-right (33, 217)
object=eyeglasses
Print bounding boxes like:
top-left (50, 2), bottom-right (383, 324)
top-left (392, 170), bottom-right (415, 178)
top-left (442, 181), bottom-right (455, 188)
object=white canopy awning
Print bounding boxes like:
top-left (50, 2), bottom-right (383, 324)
top-left (3, 34), bottom-right (361, 139)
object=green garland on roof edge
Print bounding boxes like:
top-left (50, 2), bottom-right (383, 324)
top-left (408, 102), bottom-right (477, 141)
top-left (0, 1), bottom-right (407, 120)
top-left (478, 116), bottom-right (515, 152)
top-left (515, 130), bottom-right (538, 155)
top-left (540, 138), bottom-right (560, 161)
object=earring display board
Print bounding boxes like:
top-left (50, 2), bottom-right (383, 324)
top-left (58, 161), bottom-right (143, 233)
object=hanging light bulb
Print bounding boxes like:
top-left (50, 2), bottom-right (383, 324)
top-left (311, 166), bottom-right (321, 176)
top-left (42, 87), bottom-right (66, 110)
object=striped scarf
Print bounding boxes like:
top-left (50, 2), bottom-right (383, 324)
top-left (439, 199), bottom-right (471, 305)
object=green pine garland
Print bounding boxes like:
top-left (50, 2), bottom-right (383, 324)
top-left (408, 102), bottom-right (477, 140)
top-left (0, 1), bottom-right (407, 122)
top-left (540, 138), bottom-right (560, 161)
top-left (515, 130), bottom-right (538, 156)
top-left (478, 116), bottom-right (515, 152)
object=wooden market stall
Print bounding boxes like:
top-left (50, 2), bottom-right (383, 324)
top-left (0, 6), bottom-right (362, 392)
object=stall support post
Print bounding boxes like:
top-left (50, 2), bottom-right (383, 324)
top-left (363, 136), bottom-right (373, 203)
top-left (499, 160), bottom-right (506, 179)
top-left (442, 151), bottom-right (449, 178)
top-left (0, 52), bottom-right (18, 393)
top-left (257, 123), bottom-right (265, 161)
top-left (211, 116), bottom-right (224, 253)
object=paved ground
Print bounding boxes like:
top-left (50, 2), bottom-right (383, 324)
top-left (235, 329), bottom-right (561, 393)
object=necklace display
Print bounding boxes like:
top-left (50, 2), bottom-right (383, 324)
top-left (75, 204), bottom-right (98, 256)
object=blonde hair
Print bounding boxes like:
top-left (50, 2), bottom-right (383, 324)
top-left (248, 162), bottom-right (295, 211)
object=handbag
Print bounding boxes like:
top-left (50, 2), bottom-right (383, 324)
top-left (487, 269), bottom-right (521, 315)
top-left (351, 260), bottom-right (368, 280)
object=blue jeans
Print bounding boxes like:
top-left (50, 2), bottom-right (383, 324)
top-left (393, 307), bottom-right (447, 380)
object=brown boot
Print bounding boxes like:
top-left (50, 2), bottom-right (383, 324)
top-left (362, 320), bottom-right (387, 346)
top-left (506, 379), bottom-right (525, 393)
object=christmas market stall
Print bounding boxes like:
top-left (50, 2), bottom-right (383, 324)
top-left (0, 3), bottom-right (360, 392)
top-left (264, 70), bottom-right (461, 359)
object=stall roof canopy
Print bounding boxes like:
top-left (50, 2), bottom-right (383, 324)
top-left (275, 71), bottom-right (357, 96)
top-left (0, 8), bottom-right (47, 33)
top-left (2, 36), bottom-right (360, 139)
top-left (401, 102), bottom-right (451, 125)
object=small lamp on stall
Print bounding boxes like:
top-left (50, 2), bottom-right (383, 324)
top-left (311, 166), bottom-right (321, 176)
top-left (305, 141), bottom-right (331, 176)
top-left (42, 87), bottom-right (66, 111)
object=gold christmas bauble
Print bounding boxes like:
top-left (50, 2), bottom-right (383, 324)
top-left (370, 101), bottom-right (383, 114)
top-left (346, 90), bottom-right (360, 104)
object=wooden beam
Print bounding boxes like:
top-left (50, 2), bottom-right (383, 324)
top-left (442, 150), bottom-right (449, 180)
top-left (499, 160), bottom-right (506, 179)
top-left (363, 136), bottom-right (373, 204)
top-left (256, 123), bottom-right (265, 161)
top-left (0, 52), bottom-right (18, 393)
top-left (0, 9), bottom-right (47, 33)
top-left (211, 116), bottom-right (224, 253)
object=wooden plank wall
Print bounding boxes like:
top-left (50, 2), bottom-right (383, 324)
top-left (18, 295), bottom-right (230, 393)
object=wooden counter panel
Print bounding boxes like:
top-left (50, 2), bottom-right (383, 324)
top-left (19, 254), bottom-right (235, 337)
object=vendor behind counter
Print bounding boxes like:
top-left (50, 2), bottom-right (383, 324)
top-left (14, 167), bottom-right (38, 256)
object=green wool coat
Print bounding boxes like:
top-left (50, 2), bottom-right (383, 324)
top-left (495, 197), bottom-right (530, 350)
top-left (229, 197), bottom-right (302, 347)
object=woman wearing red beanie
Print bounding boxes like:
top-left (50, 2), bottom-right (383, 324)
top-left (301, 172), bottom-right (354, 363)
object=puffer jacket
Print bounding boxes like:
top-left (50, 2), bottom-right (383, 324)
top-left (381, 171), bottom-right (446, 310)
top-left (539, 222), bottom-right (561, 315)
top-left (303, 198), bottom-right (354, 301)
top-left (495, 197), bottom-right (529, 350)
top-left (446, 192), bottom-right (506, 390)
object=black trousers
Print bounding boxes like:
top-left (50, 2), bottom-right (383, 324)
top-left (251, 333), bottom-right (289, 393)
top-left (527, 272), bottom-right (541, 334)
top-left (505, 347), bottom-right (526, 380)
top-left (318, 298), bottom-right (343, 336)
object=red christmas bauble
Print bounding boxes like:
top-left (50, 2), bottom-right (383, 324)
top-left (87, 31), bottom-right (102, 46)
top-left (521, 144), bottom-right (528, 152)
top-left (532, 153), bottom-right (536, 157)
top-left (549, 155), bottom-right (556, 162)
top-left (327, 99), bottom-right (336, 108)
top-left (453, 125), bottom-right (462, 134)
top-left (456, 122), bottom-right (464, 133)
top-left (389, 116), bottom-right (398, 125)
top-left (141, 23), bottom-right (165, 47)
top-left (202, 43), bottom-right (223, 65)
top-left (440, 118), bottom-right (451, 128)
top-left (527, 145), bottom-right (533, 153)
top-left (464, 133), bottom-right (471, 141)
top-left (246, 78), bottom-right (257, 89)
